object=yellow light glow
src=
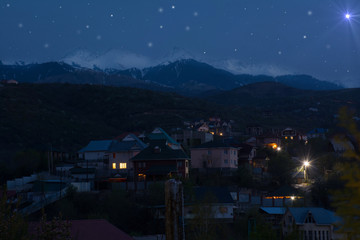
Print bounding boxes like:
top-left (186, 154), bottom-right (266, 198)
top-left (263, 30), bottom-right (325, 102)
top-left (285, 137), bottom-right (288, 139)
top-left (112, 163), bottom-right (116, 169)
top-left (290, 136), bottom-right (294, 140)
top-left (291, 196), bottom-right (295, 200)
top-left (304, 161), bottom-right (310, 167)
top-left (219, 133), bottom-right (223, 136)
top-left (120, 163), bottom-right (127, 169)
top-left (210, 132), bottom-right (215, 135)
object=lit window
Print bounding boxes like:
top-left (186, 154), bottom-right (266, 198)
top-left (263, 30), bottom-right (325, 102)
top-left (112, 163), bottom-right (116, 169)
top-left (119, 163), bottom-right (127, 169)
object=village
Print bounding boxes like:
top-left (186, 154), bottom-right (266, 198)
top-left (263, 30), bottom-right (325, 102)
top-left (2, 116), bottom-right (351, 240)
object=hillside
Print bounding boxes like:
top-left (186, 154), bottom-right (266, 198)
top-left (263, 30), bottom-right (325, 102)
top-left (205, 82), bottom-right (360, 127)
top-left (0, 83), bottom-right (232, 155)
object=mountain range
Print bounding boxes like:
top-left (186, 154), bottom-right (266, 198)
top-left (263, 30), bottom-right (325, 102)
top-left (0, 59), bottom-right (342, 95)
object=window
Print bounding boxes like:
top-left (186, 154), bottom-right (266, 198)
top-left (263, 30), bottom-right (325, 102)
top-left (309, 231), bottom-right (312, 240)
top-left (185, 161), bottom-right (189, 168)
top-left (138, 162), bottom-right (146, 168)
top-left (224, 149), bottom-right (228, 154)
top-left (224, 159), bottom-right (228, 164)
top-left (208, 150), bottom-right (212, 155)
top-left (288, 216), bottom-right (293, 223)
top-left (113, 153), bottom-right (116, 159)
top-left (314, 231), bottom-right (317, 240)
top-left (112, 163), bottom-right (116, 169)
top-left (177, 161), bottom-right (183, 168)
top-left (322, 231), bottom-right (325, 240)
top-left (326, 231), bottom-right (329, 240)
top-left (120, 163), bottom-right (127, 169)
top-left (304, 231), bottom-right (307, 240)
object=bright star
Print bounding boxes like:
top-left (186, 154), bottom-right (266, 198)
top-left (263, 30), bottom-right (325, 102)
top-left (346, 13), bottom-right (351, 20)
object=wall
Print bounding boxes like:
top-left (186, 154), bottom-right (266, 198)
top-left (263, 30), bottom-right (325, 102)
top-left (191, 147), bottom-right (238, 169)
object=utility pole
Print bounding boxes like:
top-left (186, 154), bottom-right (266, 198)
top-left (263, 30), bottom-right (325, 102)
top-left (165, 179), bottom-right (185, 240)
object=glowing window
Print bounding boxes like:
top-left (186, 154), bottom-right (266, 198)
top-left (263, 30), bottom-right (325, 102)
top-left (120, 163), bottom-right (127, 169)
top-left (112, 163), bottom-right (116, 169)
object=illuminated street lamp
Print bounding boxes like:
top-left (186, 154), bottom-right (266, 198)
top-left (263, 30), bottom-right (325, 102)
top-left (303, 160), bottom-right (310, 182)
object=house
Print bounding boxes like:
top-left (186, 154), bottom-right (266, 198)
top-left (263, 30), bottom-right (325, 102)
top-left (238, 143), bottom-right (256, 165)
top-left (108, 134), bottom-right (147, 178)
top-left (131, 140), bottom-right (190, 181)
top-left (190, 141), bottom-right (239, 171)
top-left (307, 128), bottom-right (328, 139)
top-left (329, 136), bottom-right (355, 155)
top-left (70, 167), bottom-right (96, 181)
top-left (185, 187), bottom-right (234, 222)
top-left (263, 185), bottom-right (304, 207)
top-left (29, 219), bottom-right (134, 240)
top-left (171, 129), bottom-right (213, 147)
top-left (282, 207), bottom-right (342, 240)
top-left (78, 140), bottom-right (116, 168)
top-left (246, 125), bottom-right (264, 136)
top-left (147, 127), bottom-right (181, 149)
top-left (195, 122), bottom-right (209, 132)
top-left (259, 207), bottom-right (286, 236)
top-left (282, 127), bottom-right (307, 141)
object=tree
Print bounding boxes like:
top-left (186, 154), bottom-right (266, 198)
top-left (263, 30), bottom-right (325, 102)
top-left (35, 210), bottom-right (72, 240)
top-left (0, 189), bottom-right (28, 240)
top-left (268, 151), bottom-right (295, 185)
top-left (332, 107), bottom-right (360, 239)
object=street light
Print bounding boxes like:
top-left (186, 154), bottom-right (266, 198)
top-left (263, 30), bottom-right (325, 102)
top-left (303, 161), bottom-right (310, 182)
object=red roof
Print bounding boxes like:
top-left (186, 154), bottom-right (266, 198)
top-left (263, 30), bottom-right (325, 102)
top-left (29, 219), bottom-right (134, 240)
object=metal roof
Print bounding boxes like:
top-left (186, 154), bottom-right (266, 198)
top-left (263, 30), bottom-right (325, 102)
top-left (260, 207), bottom-right (286, 215)
top-left (288, 207), bottom-right (341, 225)
top-left (78, 140), bottom-right (115, 153)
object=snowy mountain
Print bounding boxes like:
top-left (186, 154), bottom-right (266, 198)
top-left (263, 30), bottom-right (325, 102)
top-left (0, 59), bottom-right (343, 95)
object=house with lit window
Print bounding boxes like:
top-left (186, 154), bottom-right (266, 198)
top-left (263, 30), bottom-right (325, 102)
top-left (282, 207), bottom-right (343, 240)
top-left (190, 141), bottom-right (239, 172)
top-left (131, 140), bottom-right (190, 181)
top-left (108, 134), bottom-right (147, 178)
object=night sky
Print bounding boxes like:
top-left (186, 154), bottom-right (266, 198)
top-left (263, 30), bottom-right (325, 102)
top-left (1, 0), bottom-right (360, 87)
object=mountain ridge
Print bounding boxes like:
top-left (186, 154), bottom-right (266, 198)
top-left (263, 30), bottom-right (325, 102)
top-left (0, 59), bottom-right (343, 95)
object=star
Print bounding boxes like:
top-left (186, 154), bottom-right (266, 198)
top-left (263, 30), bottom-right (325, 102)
top-left (185, 26), bottom-right (190, 31)
top-left (147, 42), bottom-right (153, 47)
top-left (158, 7), bottom-right (164, 13)
top-left (345, 13), bottom-right (351, 20)
top-left (171, 5), bottom-right (175, 9)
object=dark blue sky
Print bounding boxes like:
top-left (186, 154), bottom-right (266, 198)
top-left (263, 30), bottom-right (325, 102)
top-left (1, 0), bottom-right (360, 87)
